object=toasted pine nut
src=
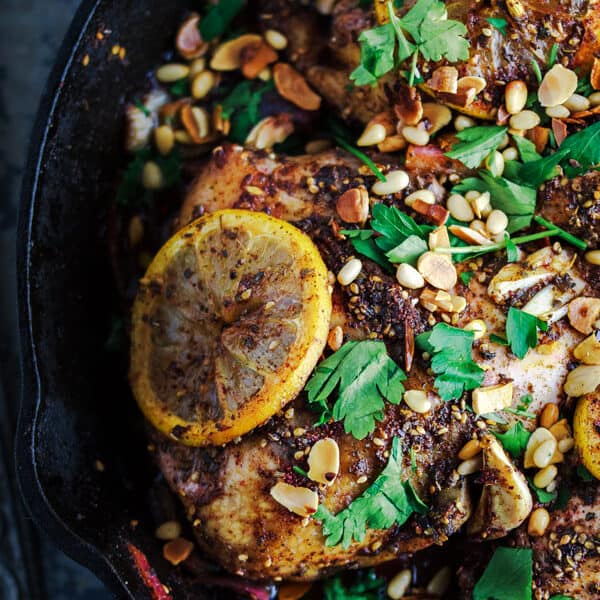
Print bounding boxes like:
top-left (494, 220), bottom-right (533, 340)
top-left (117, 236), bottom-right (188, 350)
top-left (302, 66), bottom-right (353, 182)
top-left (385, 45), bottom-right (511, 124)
top-left (458, 439), bottom-right (481, 460)
top-left (505, 80), bottom-right (528, 114)
top-left (155, 125), bottom-right (175, 156)
top-left (509, 110), bottom-right (541, 131)
top-left (265, 29), bottom-right (288, 50)
top-left (447, 194), bottom-right (474, 222)
top-left (464, 319), bottom-right (486, 339)
top-left (469, 220), bottom-right (489, 237)
top-left (402, 125), bottom-right (430, 146)
top-left (558, 437), bottom-right (574, 453)
top-left (454, 115), bottom-right (475, 131)
top-left (387, 569), bottom-right (412, 599)
top-left (457, 455), bottom-right (483, 475)
top-left (405, 189), bottom-right (435, 207)
top-left (528, 507), bottom-right (550, 536)
top-left (563, 93), bottom-right (590, 112)
top-left (589, 91), bottom-right (600, 106)
top-left (337, 258), bottom-right (362, 286)
top-left (357, 123), bottom-right (386, 146)
top-left (372, 170), bottom-right (409, 195)
top-left (396, 263), bottom-right (425, 289)
top-left (486, 209), bottom-right (509, 235)
top-left (464, 190), bottom-right (481, 201)
top-left (403, 390), bottom-right (431, 414)
top-left (545, 105), bottom-right (570, 119)
top-left (191, 70), bottom-right (216, 99)
top-left (188, 58), bottom-right (206, 78)
top-left (142, 161), bottom-right (163, 190)
top-left (507, 0), bottom-right (525, 18)
top-left (426, 566), bottom-right (452, 596)
top-left (533, 464), bottom-right (557, 489)
top-left (539, 403), bottom-right (559, 429)
top-left (156, 63), bottom-right (190, 83)
top-left (502, 147), bottom-right (519, 161)
top-left (327, 326), bottom-right (343, 351)
top-left (585, 250), bottom-right (600, 265)
top-left (533, 438), bottom-right (557, 469)
top-left (485, 151), bottom-right (504, 177)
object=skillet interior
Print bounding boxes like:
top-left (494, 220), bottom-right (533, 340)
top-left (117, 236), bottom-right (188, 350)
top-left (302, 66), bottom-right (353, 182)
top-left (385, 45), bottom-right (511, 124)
top-left (16, 1), bottom-right (202, 597)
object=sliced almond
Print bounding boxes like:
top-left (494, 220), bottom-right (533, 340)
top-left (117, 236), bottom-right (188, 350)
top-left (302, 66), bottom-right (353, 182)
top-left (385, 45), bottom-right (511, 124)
top-left (591, 57), bottom-right (600, 90)
top-left (412, 200), bottom-right (449, 226)
top-left (270, 482), bottom-right (319, 517)
top-left (420, 289), bottom-right (454, 312)
top-left (273, 62), bottom-right (321, 111)
top-left (378, 135), bottom-right (406, 152)
top-left (417, 251), bottom-right (457, 290)
top-left (240, 41), bottom-right (278, 79)
top-left (472, 382), bottom-right (513, 414)
top-left (429, 225), bottom-right (450, 250)
top-left (422, 103), bottom-right (452, 134)
top-left (527, 126), bottom-right (549, 154)
top-left (538, 64), bottom-right (578, 107)
top-left (210, 34), bottom-right (263, 71)
top-left (457, 76), bottom-right (486, 94)
top-left (163, 537), bottom-right (194, 566)
top-left (336, 188), bottom-right (369, 223)
top-left (213, 105), bottom-right (231, 136)
top-left (448, 224), bottom-right (493, 246)
top-left (307, 438), bottom-right (340, 485)
top-left (176, 13), bottom-right (208, 59)
top-left (181, 105), bottom-right (210, 143)
top-left (551, 117), bottom-right (568, 146)
top-left (245, 114), bottom-right (294, 150)
top-left (427, 66), bottom-right (458, 94)
top-left (568, 297), bottom-right (600, 334)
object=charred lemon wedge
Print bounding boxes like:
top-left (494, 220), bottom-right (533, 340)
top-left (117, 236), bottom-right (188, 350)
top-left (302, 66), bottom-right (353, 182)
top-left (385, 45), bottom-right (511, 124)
top-left (574, 391), bottom-right (600, 479)
top-left (130, 209), bottom-right (331, 446)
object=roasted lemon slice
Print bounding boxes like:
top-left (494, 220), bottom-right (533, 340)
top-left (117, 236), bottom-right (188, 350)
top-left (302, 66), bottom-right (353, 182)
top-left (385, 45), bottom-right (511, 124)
top-left (574, 391), bottom-right (600, 479)
top-left (130, 209), bottom-right (331, 446)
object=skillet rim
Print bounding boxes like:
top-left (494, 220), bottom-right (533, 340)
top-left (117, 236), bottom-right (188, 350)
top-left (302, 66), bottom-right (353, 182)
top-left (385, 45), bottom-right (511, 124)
top-left (15, 0), bottom-right (135, 596)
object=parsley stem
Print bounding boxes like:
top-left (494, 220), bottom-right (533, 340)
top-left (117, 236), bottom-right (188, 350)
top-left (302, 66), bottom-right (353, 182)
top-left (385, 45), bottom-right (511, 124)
top-left (292, 465), bottom-right (308, 478)
top-left (531, 59), bottom-right (543, 84)
top-left (333, 135), bottom-right (387, 182)
top-left (408, 50), bottom-right (419, 87)
top-left (434, 229), bottom-right (559, 256)
top-left (533, 215), bottom-right (587, 250)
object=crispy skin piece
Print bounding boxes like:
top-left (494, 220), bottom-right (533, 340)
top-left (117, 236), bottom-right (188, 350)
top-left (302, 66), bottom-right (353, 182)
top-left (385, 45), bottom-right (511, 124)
top-left (538, 171), bottom-right (600, 250)
top-left (259, 0), bottom-right (600, 122)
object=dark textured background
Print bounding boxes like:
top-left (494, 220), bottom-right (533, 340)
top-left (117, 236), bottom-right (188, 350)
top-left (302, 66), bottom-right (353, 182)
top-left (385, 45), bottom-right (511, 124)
top-left (0, 0), bottom-right (111, 597)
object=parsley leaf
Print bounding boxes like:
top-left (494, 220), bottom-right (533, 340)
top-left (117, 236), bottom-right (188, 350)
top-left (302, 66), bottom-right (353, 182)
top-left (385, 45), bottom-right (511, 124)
top-left (323, 570), bottom-right (385, 600)
top-left (511, 135), bottom-right (541, 163)
top-left (505, 234), bottom-right (519, 263)
top-left (416, 323), bottom-right (485, 401)
top-left (559, 120), bottom-right (600, 172)
top-left (527, 476), bottom-right (557, 503)
top-left (314, 438), bottom-right (427, 548)
top-left (305, 340), bottom-right (406, 439)
top-left (340, 230), bottom-right (393, 272)
top-left (445, 125), bottom-right (508, 169)
top-left (506, 307), bottom-right (548, 359)
top-left (371, 203), bottom-right (430, 250)
top-left (386, 234), bottom-right (428, 266)
top-left (351, 0), bottom-right (469, 87)
top-left (199, 0), bottom-right (245, 41)
top-left (493, 422), bottom-right (531, 458)
top-left (473, 547), bottom-right (532, 600)
top-left (486, 17), bottom-right (508, 35)
top-left (577, 464), bottom-right (594, 482)
top-left (460, 271), bottom-right (475, 285)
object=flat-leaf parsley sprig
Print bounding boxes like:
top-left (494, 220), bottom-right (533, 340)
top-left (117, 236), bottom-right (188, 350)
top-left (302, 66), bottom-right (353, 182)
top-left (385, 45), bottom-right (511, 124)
top-left (351, 0), bottom-right (469, 87)
top-left (314, 437), bottom-right (427, 548)
top-left (305, 340), bottom-right (406, 440)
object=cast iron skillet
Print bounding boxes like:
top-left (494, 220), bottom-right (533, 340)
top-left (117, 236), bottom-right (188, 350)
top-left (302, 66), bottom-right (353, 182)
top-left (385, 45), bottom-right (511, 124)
top-left (15, 1), bottom-right (216, 597)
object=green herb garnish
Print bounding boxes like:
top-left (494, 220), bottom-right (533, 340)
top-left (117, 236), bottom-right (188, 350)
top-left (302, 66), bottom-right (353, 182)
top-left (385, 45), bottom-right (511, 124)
top-left (416, 323), bottom-right (485, 401)
top-left (548, 43), bottom-right (559, 67)
top-left (577, 464), bottom-right (594, 482)
top-left (506, 307), bottom-right (548, 359)
top-left (527, 476), bottom-right (557, 503)
top-left (533, 215), bottom-right (587, 251)
top-left (493, 422), bottom-right (531, 458)
top-left (460, 271), bottom-right (475, 285)
top-left (305, 340), bottom-right (406, 440)
top-left (351, 0), bottom-right (469, 87)
top-left (473, 547), bottom-right (532, 600)
top-left (486, 17), bottom-right (508, 36)
top-left (333, 135), bottom-right (387, 181)
top-left (446, 125), bottom-right (508, 169)
top-left (323, 569), bottom-right (385, 600)
top-left (292, 465), bottom-right (308, 478)
top-left (199, 0), bottom-right (245, 41)
top-left (314, 437), bottom-right (427, 548)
